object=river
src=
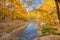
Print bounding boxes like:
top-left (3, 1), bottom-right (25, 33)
top-left (18, 22), bottom-right (40, 40)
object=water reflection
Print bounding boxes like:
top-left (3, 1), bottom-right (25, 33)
top-left (18, 22), bottom-right (39, 40)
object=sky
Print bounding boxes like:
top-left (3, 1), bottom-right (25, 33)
top-left (20, 0), bottom-right (45, 12)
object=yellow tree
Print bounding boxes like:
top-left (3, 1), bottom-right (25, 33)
top-left (0, 0), bottom-right (31, 21)
top-left (35, 0), bottom-right (59, 26)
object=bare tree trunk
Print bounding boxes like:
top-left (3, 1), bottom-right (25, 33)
top-left (54, 0), bottom-right (60, 22)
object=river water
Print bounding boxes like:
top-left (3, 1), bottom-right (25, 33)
top-left (18, 22), bottom-right (40, 40)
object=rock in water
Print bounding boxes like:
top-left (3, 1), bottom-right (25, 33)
top-left (18, 23), bottom-right (39, 40)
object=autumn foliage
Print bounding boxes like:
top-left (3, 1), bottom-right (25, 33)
top-left (0, 0), bottom-right (59, 24)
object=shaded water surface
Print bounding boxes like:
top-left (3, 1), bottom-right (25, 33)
top-left (18, 22), bottom-right (39, 40)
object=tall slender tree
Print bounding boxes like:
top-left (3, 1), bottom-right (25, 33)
top-left (54, 0), bottom-right (60, 22)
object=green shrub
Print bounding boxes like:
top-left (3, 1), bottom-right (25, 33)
top-left (39, 24), bottom-right (60, 37)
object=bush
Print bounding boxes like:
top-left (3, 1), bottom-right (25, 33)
top-left (39, 24), bottom-right (60, 37)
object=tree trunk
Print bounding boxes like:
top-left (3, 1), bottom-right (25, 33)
top-left (54, 0), bottom-right (60, 22)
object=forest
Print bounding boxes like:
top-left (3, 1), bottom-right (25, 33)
top-left (0, 0), bottom-right (60, 40)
